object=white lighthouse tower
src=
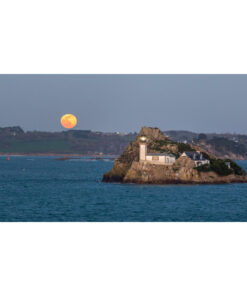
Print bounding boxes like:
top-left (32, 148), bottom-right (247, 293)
top-left (139, 135), bottom-right (147, 161)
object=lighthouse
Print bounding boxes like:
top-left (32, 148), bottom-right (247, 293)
top-left (139, 135), bottom-right (176, 165)
top-left (139, 135), bottom-right (147, 161)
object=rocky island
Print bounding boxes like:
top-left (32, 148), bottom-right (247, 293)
top-left (102, 127), bottom-right (247, 184)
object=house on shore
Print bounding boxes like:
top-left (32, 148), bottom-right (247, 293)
top-left (139, 136), bottom-right (176, 165)
top-left (181, 151), bottom-right (210, 167)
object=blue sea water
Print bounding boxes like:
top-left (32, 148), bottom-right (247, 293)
top-left (0, 156), bottom-right (247, 221)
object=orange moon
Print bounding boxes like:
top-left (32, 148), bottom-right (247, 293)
top-left (60, 114), bottom-right (77, 129)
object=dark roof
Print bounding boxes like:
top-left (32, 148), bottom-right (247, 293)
top-left (184, 151), bottom-right (207, 161)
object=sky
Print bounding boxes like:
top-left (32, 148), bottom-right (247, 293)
top-left (0, 74), bottom-right (247, 134)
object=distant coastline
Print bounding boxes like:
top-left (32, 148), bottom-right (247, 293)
top-left (0, 126), bottom-right (246, 160)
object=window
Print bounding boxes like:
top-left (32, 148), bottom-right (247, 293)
top-left (152, 156), bottom-right (159, 161)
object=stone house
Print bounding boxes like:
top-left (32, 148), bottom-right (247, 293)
top-left (181, 151), bottom-right (210, 167)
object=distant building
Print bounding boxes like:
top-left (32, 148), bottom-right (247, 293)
top-left (181, 151), bottom-right (210, 167)
top-left (225, 161), bottom-right (231, 169)
top-left (139, 136), bottom-right (176, 165)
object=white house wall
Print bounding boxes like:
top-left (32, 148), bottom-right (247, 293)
top-left (144, 155), bottom-right (175, 165)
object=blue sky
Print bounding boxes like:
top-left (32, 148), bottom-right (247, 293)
top-left (1, 75), bottom-right (246, 133)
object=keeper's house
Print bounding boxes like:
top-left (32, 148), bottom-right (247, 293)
top-left (181, 151), bottom-right (210, 167)
top-left (139, 136), bottom-right (176, 165)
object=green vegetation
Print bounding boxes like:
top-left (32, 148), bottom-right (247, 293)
top-left (226, 159), bottom-right (246, 176)
top-left (196, 158), bottom-right (246, 176)
top-left (209, 159), bottom-right (233, 176)
top-left (177, 143), bottom-right (195, 153)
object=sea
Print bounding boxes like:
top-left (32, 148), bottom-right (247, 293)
top-left (0, 156), bottom-right (247, 222)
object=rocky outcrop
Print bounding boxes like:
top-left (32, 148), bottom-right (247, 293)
top-left (102, 127), bottom-right (247, 185)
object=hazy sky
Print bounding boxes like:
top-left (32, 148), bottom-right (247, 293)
top-left (0, 75), bottom-right (247, 134)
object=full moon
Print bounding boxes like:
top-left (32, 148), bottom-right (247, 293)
top-left (60, 114), bottom-right (77, 129)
